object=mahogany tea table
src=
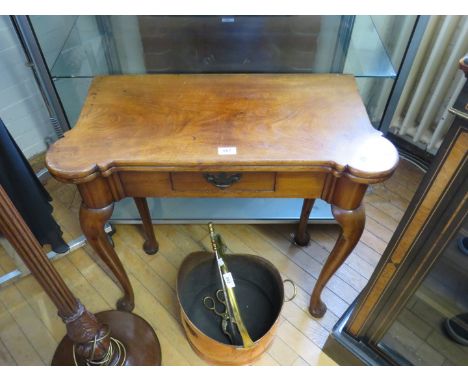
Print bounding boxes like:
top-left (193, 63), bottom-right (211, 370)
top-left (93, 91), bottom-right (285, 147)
top-left (46, 74), bottom-right (398, 318)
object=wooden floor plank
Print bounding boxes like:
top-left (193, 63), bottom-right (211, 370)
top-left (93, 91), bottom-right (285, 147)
top-left (0, 308), bottom-right (44, 365)
top-left (365, 216), bottom-right (395, 244)
top-left (365, 192), bottom-right (406, 222)
top-left (114, 235), bottom-right (180, 319)
top-left (54, 258), bottom-right (112, 314)
top-left (268, 336), bottom-right (300, 365)
top-left (246, 224), bottom-right (360, 305)
top-left (66, 249), bottom-right (122, 309)
top-left (360, 229), bottom-right (388, 255)
top-left (178, 224), bottom-right (210, 242)
top-left (352, 242), bottom-right (382, 268)
top-left (128, 274), bottom-right (208, 366)
top-left (380, 177), bottom-right (415, 204)
top-left (12, 276), bottom-right (67, 343)
top-left (364, 203), bottom-right (400, 232)
top-left (115, 225), bottom-right (178, 288)
top-left (271, 223), bottom-right (370, 292)
top-left (0, 157), bottom-right (424, 365)
top-left (280, 297), bottom-right (330, 349)
top-left (276, 320), bottom-right (336, 366)
top-left (218, 224), bottom-right (350, 318)
top-left (151, 332), bottom-right (193, 366)
top-left (253, 352), bottom-right (281, 366)
top-left (292, 356), bottom-right (311, 366)
top-left (0, 246), bottom-right (17, 275)
top-left (0, 337), bottom-right (16, 366)
top-left (370, 183), bottom-right (411, 212)
top-left (343, 253), bottom-right (375, 280)
top-left (0, 284), bottom-right (57, 364)
top-left (393, 160), bottom-right (425, 187)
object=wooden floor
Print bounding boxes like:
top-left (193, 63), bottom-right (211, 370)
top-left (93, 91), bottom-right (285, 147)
top-left (0, 159), bottom-right (424, 365)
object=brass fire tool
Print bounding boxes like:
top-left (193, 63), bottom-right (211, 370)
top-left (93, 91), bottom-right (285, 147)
top-left (208, 223), bottom-right (254, 348)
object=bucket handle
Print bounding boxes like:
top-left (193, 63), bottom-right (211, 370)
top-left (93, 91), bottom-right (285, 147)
top-left (283, 279), bottom-right (297, 302)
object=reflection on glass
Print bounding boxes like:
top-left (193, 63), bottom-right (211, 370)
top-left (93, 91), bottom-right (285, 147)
top-left (29, 15), bottom-right (416, 128)
top-left (47, 16), bottom-right (342, 76)
top-left (380, 217), bottom-right (468, 365)
top-left (344, 16), bottom-right (396, 78)
top-left (34, 16), bottom-right (404, 78)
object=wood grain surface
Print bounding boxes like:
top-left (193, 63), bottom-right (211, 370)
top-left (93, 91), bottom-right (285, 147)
top-left (46, 74), bottom-right (398, 184)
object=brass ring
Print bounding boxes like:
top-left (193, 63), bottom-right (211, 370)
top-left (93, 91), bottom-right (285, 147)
top-left (283, 279), bottom-right (297, 302)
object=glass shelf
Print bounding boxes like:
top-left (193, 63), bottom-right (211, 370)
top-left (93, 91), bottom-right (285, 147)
top-left (50, 16), bottom-right (110, 78)
top-left (49, 15), bottom-right (397, 79)
top-left (111, 198), bottom-right (333, 224)
top-left (344, 16), bottom-right (397, 78)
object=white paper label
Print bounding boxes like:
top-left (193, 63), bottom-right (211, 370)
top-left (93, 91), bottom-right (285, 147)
top-left (223, 272), bottom-right (236, 288)
top-left (221, 17), bottom-right (235, 23)
top-left (218, 147), bottom-right (237, 155)
top-left (217, 257), bottom-right (224, 266)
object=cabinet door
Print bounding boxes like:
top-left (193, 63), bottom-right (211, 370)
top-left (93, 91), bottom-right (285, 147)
top-left (379, 214), bottom-right (468, 365)
top-left (345, 116), bottom-right (468, 365)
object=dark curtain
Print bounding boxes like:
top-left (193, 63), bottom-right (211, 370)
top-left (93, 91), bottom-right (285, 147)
top-left (0, 119), bottom-right (68, 253)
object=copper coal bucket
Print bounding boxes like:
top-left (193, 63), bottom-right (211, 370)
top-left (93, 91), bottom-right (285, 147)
top-left (176, 251), bottom-right (294, 365)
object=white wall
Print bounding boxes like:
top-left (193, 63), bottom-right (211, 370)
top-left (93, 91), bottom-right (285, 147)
top-left (0, 16), bottom-right (54, 159)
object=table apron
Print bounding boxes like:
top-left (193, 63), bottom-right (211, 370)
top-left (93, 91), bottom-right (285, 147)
top-left (119, 171), bottom-right (325, 198)
top-left (76, 171), bottom-right (368, 211)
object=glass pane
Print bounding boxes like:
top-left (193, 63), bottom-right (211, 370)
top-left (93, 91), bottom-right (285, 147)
top-left (53, 77), bottom-right (92, 127)
top-left (32, 15), bottom-right (404, 78)
top-left (355, 77), bottom-right (395, 126)
top-left (29, 15), bottom-right (417, 129)
top-left (0, 16), bottom-right (59, 159)
top-left (31, 15), bottom-right (420, 129)
top-left (380, 217), bottom-right (468, 365)
top-left (370, 15), bottom-right (418, 70)
top-left (343, 16), bottom-right (397, 78)
top-left (110, 197), bottom-right (332, 223)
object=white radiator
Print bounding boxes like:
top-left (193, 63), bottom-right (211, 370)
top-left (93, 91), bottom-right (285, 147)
top-left (390, 16), bottom-right (468, 154)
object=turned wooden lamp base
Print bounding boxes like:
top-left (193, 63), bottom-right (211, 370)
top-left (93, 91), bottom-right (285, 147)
top-left (52, 310), bottom-right (162, 366)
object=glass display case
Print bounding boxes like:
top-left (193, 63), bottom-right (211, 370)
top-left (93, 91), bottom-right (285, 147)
top-left (323, 65), bottom-right (468, 365)
top-left (24, 15), bottom-right (418, 223)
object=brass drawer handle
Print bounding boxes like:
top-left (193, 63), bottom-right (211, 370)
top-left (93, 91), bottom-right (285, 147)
top-left (203, 173), bottom-right (242, 189)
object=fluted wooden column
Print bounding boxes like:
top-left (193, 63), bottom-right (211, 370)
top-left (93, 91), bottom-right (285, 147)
top-left (0, 185), bottom-right (161, 365)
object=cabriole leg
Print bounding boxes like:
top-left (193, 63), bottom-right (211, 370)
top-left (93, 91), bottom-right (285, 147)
top-left (80, 203), bottom-right (135, 312)
top-left (134, 197), bottom-right (159, 255)
top-left (309, 204), bottom-right (365, 318)
top-left (294, 198), bottom-right (315, 246)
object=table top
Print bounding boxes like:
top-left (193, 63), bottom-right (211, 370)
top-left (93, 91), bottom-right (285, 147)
top-left (46, 74), bottom-right (398, 184)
